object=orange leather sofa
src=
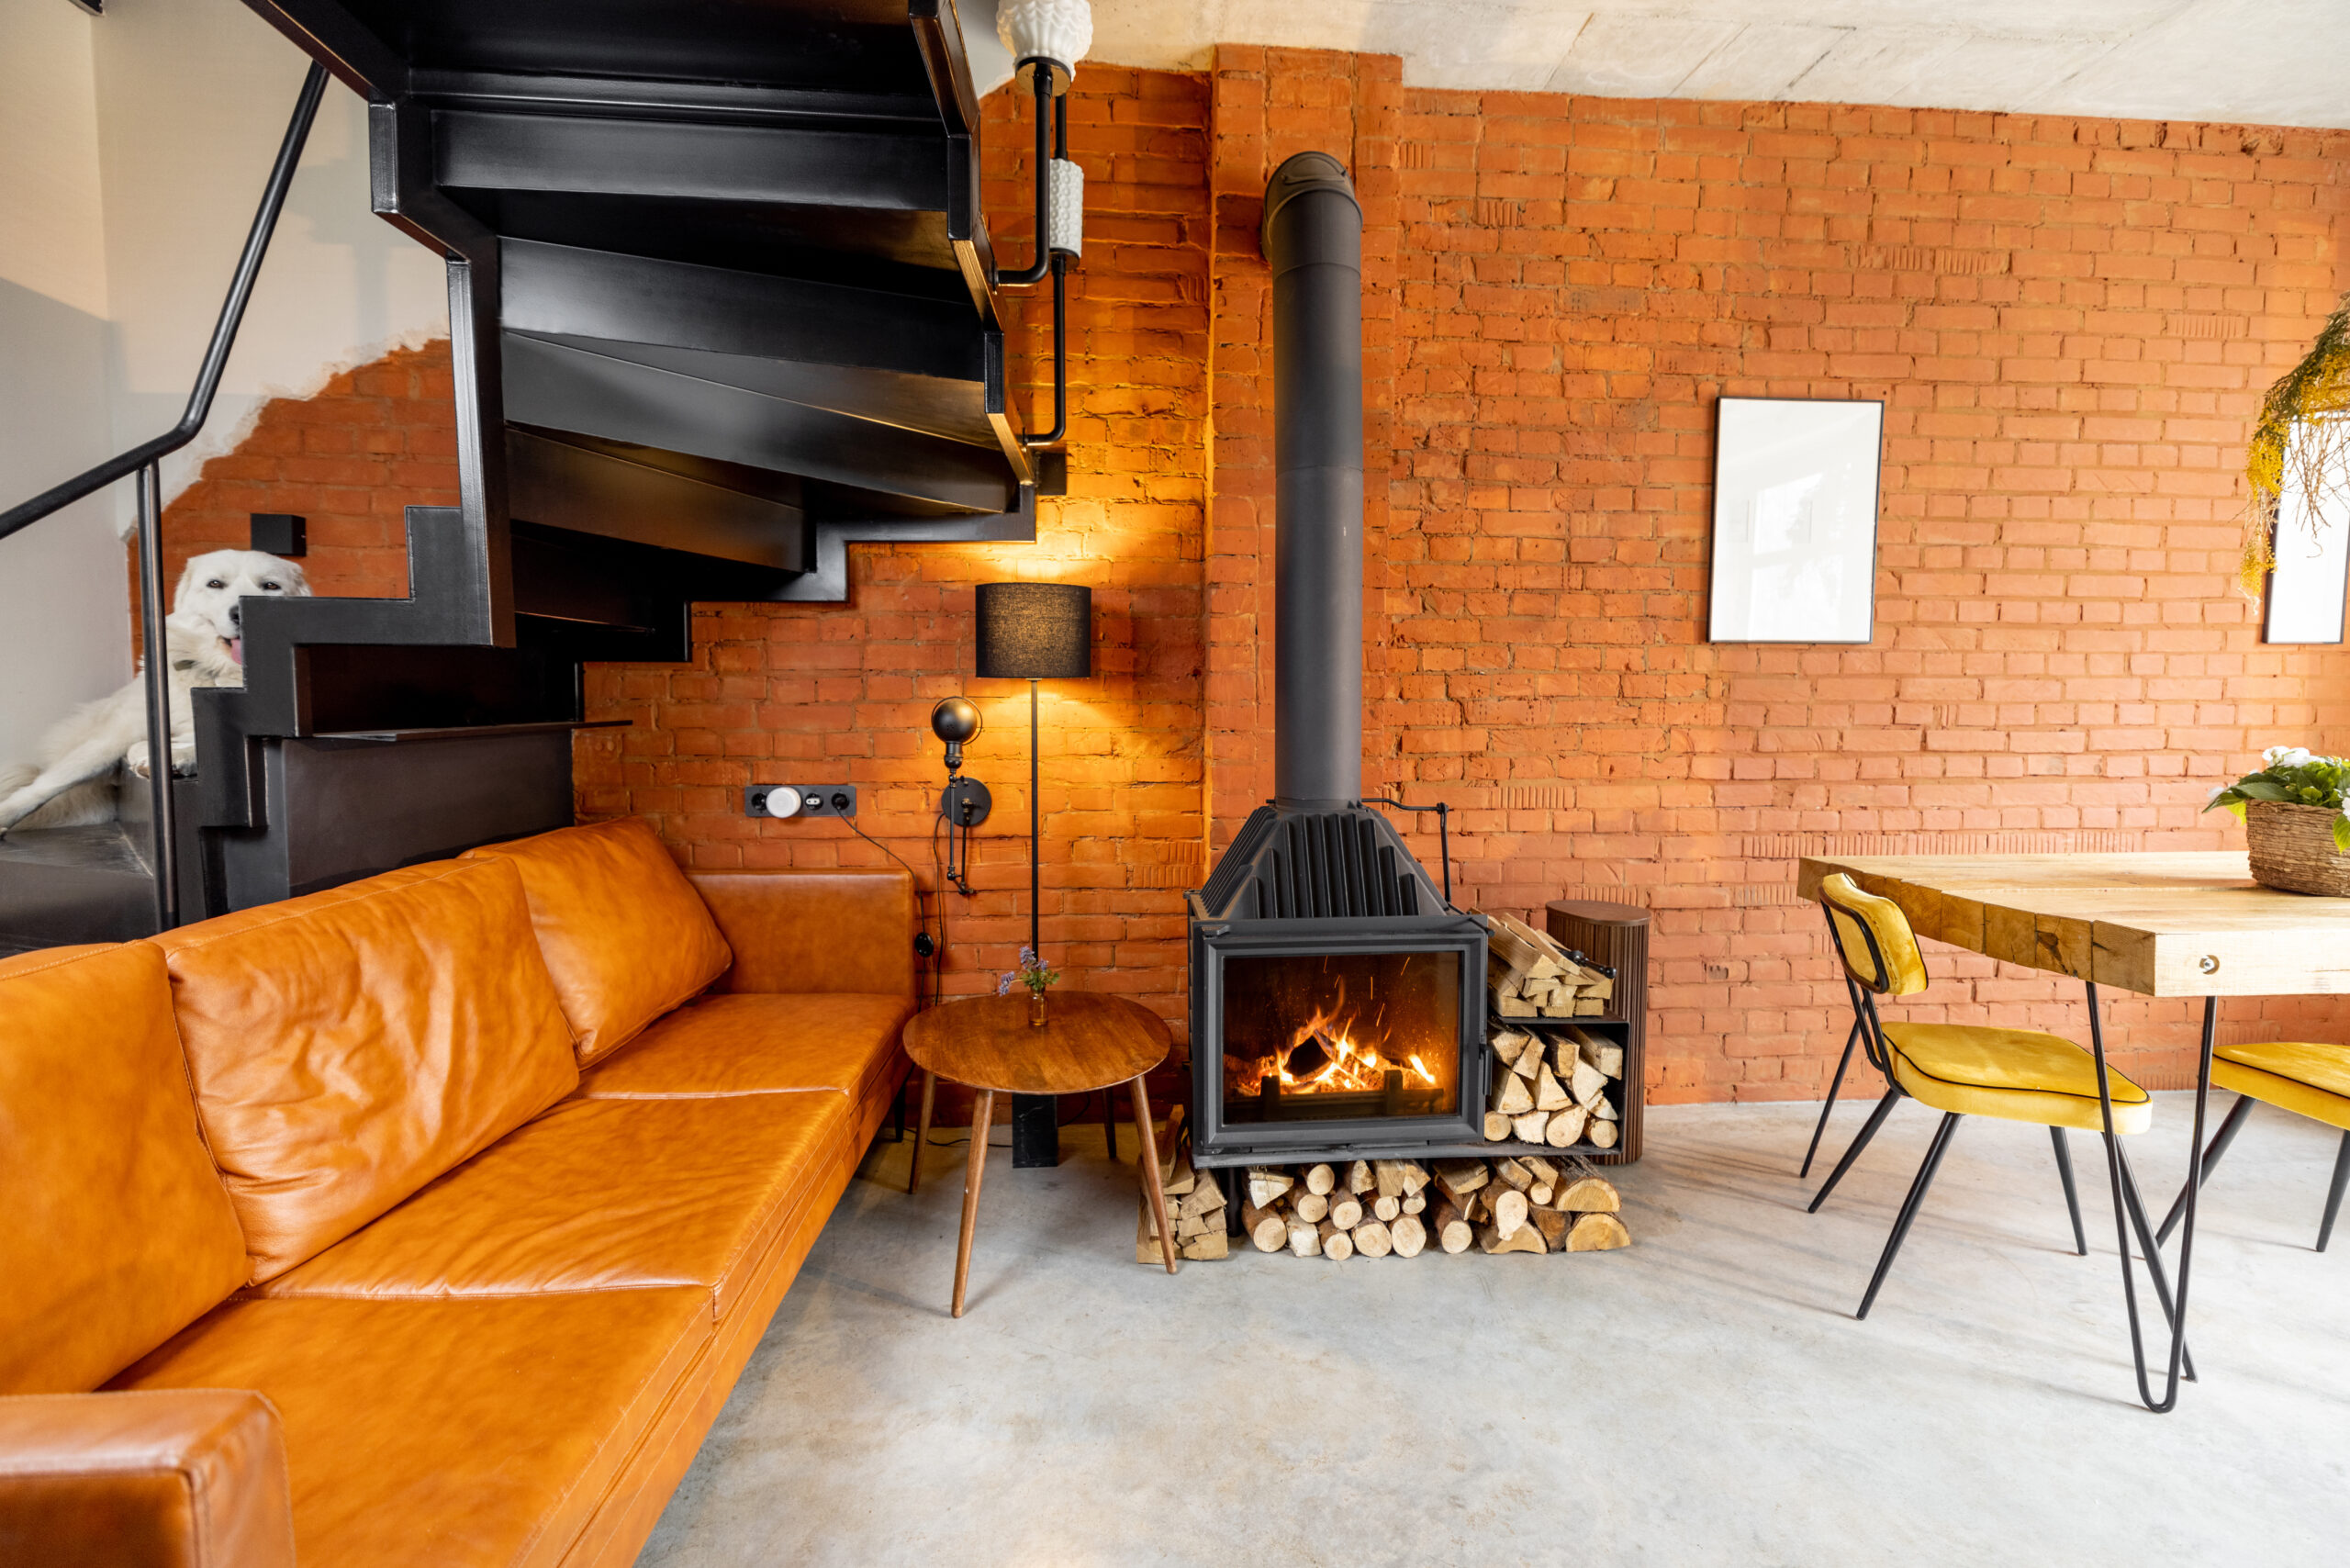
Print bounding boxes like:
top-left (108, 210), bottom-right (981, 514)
top-left (0, 818), bottom-right (915, 1567)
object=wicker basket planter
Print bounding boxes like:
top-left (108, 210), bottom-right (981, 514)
top-left (2244, 801), bottom-right (2350, 896)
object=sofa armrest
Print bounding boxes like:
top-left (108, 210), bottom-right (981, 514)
top-left (0, 1390), bottom-right (296, 1568)
top-left (687, 868), bottom-right (916, 997)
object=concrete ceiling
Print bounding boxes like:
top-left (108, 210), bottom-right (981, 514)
top-left (960, 1), bottom-right (2350, 129)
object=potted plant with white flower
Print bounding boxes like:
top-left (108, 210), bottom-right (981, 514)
top-left (2205, 746), bottom-right (2350, 894)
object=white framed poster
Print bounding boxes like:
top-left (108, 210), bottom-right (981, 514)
top-left (2263, 423), bottom-right (2350, 644)
top-left (1707, 397), bottom-right (1885, 644)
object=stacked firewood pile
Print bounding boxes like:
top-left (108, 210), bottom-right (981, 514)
top-left (1231, 1156), bottom-right (1628, 1260)
top-left (1135, 1107), bottom-right (1235, 1261)
top-left (1483, 1025), bottom-right (1621, 1148)
top-left (1484, 910), bottom-right (1612, 1018)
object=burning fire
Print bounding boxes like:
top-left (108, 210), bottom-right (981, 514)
top-left (1230, 979), bottom-right (1438, 1097)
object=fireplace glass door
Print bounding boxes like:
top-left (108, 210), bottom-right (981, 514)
top-left (1220, 948), bottom-right (1462, 1124)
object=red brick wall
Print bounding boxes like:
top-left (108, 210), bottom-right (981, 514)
top-left (163, 56), bottom-right (2350, 1100)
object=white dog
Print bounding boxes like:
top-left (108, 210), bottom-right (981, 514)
top-left (0, 549), bottom-right (309, 834)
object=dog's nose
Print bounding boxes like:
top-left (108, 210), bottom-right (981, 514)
top-left (229, 603), bottom-right (241, 629)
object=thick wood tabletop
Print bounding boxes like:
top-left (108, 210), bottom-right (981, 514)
top-left (1796, 852), bottom-right (2350, 997)
top-left (903, 991), bottom-right (1174, 1094)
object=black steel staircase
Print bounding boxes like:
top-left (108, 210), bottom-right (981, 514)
top-left (1, 0), bottom-right (1046, 944)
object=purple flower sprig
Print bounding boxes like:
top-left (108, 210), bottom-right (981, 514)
top-left (999, 945), bottom-right (1060, 996)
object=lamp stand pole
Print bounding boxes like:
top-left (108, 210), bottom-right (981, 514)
top-left (1010, 677), bottom-right (1059, 1168)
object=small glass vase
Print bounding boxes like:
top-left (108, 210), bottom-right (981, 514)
top-left (1028, 987), bottom-right (1048, 1027)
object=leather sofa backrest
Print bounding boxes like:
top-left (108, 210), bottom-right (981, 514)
top-left (688, 868), bottom-right (916, 996)
top-left (0, 946), bottom-right (248, 1394)
top-left (150, 857), bottom-right (579, 1283)
top-left (464, 817), bottom-right (733, 1063)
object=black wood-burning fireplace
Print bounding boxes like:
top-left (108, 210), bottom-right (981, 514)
top-left (1185, 152), bottom-right (1490, 1169)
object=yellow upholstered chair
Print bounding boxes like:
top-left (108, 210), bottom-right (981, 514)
top-left (1809, 874), bottom-right (2177, 1320)
top-left (2156, 1041), bottom-right (2350, 1253)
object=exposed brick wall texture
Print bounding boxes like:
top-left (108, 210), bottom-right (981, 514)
top-left (162, 55), bottom-right (2350, 1103)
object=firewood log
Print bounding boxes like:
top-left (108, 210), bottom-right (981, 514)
top-left (1239, 1200), bottom-right (1289, 1252)
top-left (1573, 998), bottom-right (1605, 1016)
top-left (1179, 1172), bottom-right (1226, 1219)
top-left (1523, 1155), bottom-right (1560, 1190)
top-left (1530, 1207), bottom-right (1572, 1249)
top-left (1401, 1191), bottom-right (1427, 1215)
top-left (1328, 1195), bottom-right (1363, 1231)
top-left (1182, 1229), bottom-right (1230, 1260)
top-left (1397, 1160), bottom-right (1431, 1196)
top-left (1304, 1162), bottom-right (1337, 1196)
top-left (1587, 1118), bottom-right (1619, 1150)
top-left (1489, 1029), bottom-right (1533, 1065)
top-left (1157, 1106), bottom-right (1191, 1193)
top-left (1507, 1042), bottom-right (1541, 1081)
top-left (1545, 1106), bottom-right (1588, 1148)
top-left (1286, 1214), bottom-right (1321, 1257)
top-left (1529, 1182), bottom-right (1554, 1206)
top-left (1352, 1218), bottom-right (1393, 1258)
top-left (1493, 1158), bottom-right (1532, 1192)
top-left (1555, 1176), bottom-right (1620, 1213)
top-left (1512, 1109), bottom-right (1550, 1143)
top-left (1483, 1111), bottom-right (1514, 1142)
top-left (1597, 1043), bottom-right (1626, 1079)
top-left (1430, 1197), bottom-right (1475, 1254)
top-left (1570, 1058), bottom-right (1608, 1109)
top-left (1136, 1202), bottom-right (1169, 1264)
top-left (1390, 1214), bottom-right (1428, 1258)
top-left (1479, 1216), bottom-right (1548, 1254)
top-left (1372, 1159), bottom-right (1409, 1198)
top-left (1490, 1186), bottom-right (1529, 1238)
top-left (1372, 1193), bottom-right (1401, 1222)
top-left (1316, 1218), bottom-right (1354, 1260)
top-left (1347, 1159), bottom-right (1374, 1195)
top-left (1567, 1213), bottom-right (1631, 1251)
top-left (1490, 1072), bottom-right (1534, 1116)
top-left (1163, 1147), bottom-right (1197, 1198)
top-left (1534, 1064), bottom-right (1570, 1112)
top-left (1496, 992), bottom-right (1538, 1018)
top-left (1485, 913), bottom-right (1563, 985)
top-left (1592, 1092), bottom-right (1618, 1122)
top-left (1464, 1188), bottom-right (1489, 1224)
top-left (1434, 1159), bottom-right (1489, 1199)
top-left (1292, 1190), bottom-right (1329, 1225)
top-left (1247, 1167), bottom-right (1294, 1208)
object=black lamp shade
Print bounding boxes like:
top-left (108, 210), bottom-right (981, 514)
top-left (975, 582), bottom-right (1091, 679)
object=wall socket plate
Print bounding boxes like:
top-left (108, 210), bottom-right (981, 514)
top-left (745, 785), bottom-right (857, 820)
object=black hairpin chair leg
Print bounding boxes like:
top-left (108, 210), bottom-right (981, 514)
top-left (1800, 1017), bottom-right (1864, 1179)
top-left (2051, 1127), bottom-right (2087, 1255)
top-left (1808, 1088), bottom-right (1902, 1213)
top-left (2320, 1131), bottom-right (2350, 1253)
top-left (2085, 982), bottom-right (2212, 1413)
top-left (2155, 1093), bottom-right (2255, 1245)
top-left (1856, 1112), bottom-right (1961, 1319)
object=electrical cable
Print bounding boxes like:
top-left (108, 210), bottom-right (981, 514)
top-left (845, 813), bottom-right (939, 1013)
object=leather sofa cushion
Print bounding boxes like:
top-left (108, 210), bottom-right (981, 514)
top-left (0, 945), bottom-right (248, 1394)
top-left (686, 868), bottom-right (914, 996)
top-left (111, 1290), bottom-right (711, 1568)
top-left (0, 1389), bottom-right (296, 1568)
top-left (576, 992), bottom-right (913, 1102)
top-left (151, 857), bottom-right (578, 1284)
top-left (261, 1093), bottom-right (853, 1321)
top-left (465, 819), bottom-right (732, 1065)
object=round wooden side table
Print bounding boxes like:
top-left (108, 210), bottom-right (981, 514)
top-left (902, 991), bottom-right (1178, 1316)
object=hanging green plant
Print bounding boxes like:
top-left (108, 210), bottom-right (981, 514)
top-left (2238, 293), bottom-right (2350, 599)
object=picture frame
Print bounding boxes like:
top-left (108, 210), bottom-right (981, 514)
top-left (1707, 397), bottom-right (1885, 644)
top-left (2261, 424), bottom-right (2350, 645)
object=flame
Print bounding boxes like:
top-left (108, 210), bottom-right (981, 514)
top-left (1235, 989), bottom-right (1440, 1096)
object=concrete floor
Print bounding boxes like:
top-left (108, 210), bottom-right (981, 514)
top-left (638, 1095), bottom-right (2350, 1568)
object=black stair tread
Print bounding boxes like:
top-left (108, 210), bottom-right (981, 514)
top-left (512, 331), bottom-right (1000, 448)
top-left (0, 822), bottom-right (161, 951)
top-left (0, 821), bottom-right (152, 876)
top-left (309, 718), bottom-right (629, 745)
top-left (336, 0), bottom-right (934, 96)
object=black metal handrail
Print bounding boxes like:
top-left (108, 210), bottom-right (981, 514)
top-left (0, 62), bottom-right (328, 931)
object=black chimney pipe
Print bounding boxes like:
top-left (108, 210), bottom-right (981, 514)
top-left (1261, 152), bottom-right (1364, 810)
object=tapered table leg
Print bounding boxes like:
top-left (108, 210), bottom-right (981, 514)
top-left (1130, 1075), bottom-right (1178, 1273)
top-left (908, 1070), bottom-right (936, 1196)
top-left (952, 1089), bottom-right (993, 1317)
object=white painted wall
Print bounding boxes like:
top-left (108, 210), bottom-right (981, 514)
top-left (92, 0), bottom-right (447, 521)
top-left (0, 0), bottom-right (125, 761)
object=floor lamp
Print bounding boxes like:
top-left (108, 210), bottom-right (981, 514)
top-left (975, 580), bottom-right (1091, 1168)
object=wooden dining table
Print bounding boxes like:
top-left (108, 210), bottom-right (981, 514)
top-left (1796, 850), bottom-right (2350, 1411)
